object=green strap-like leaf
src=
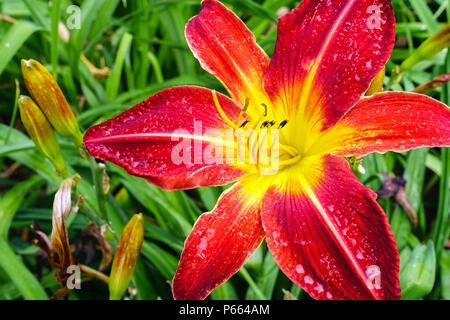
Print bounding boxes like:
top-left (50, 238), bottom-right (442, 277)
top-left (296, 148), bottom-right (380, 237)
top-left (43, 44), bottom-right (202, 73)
top-left (0, 174), bottom-right (44, 239)
top-left (0, 20), bottom-right (40, 76)
top-left (0, 238), bottom-right (49, 300)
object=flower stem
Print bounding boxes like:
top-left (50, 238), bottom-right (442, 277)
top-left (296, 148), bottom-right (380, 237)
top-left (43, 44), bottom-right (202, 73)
top-left (80, 264), bottom-right (110, 284)
top-left (78, 202), bottom-right (108, 227)
top-left (83, 150), bottom-right (110, 224)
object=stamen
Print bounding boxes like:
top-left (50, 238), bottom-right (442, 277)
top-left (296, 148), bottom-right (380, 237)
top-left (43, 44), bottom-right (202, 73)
top-left (278, 120), bottom-right (288, 129)
top-left (248, 113), bottom-right (266, 165)
top-left (261, 121), bottom-right (270, 128)
top-left (261, 103), bottom-right (268, 117)
top-left (239, 120), bottom-right (249, 128)
top-left (258, 127), bottom-right (271, 167)
top-left (235, 97), bottom-right (250, 125)
top-left (212, 95), bottom-right (298, 170)
top-left (212, 90), bottom-right (239, 130)
top-left (250, 114), bottom-right (266, 134)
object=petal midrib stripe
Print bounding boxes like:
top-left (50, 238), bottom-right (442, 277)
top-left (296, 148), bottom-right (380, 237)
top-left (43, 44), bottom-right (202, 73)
top-left (84, 133), bottom-right (226, 145)
top-left (300, 177), bottom-right (381, 300)
top-left (297, 0), bottom-right (358, 116)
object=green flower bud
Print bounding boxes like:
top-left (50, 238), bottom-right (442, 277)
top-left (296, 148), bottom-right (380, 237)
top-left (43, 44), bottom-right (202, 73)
top-left (18, 95), bottom-right (68, 177)
top-left (366, 67), bottom-right (385, 96)
top-left (109, 214), bottom-right (145, 300)
top-left (400, 23), bottom-right (450, 72)
top-left (21, 59), bottom-right (83, 147)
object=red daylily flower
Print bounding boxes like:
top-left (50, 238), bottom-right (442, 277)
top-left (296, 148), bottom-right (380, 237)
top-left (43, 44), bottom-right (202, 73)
top-left (84, 0), bottom-right (450, 300)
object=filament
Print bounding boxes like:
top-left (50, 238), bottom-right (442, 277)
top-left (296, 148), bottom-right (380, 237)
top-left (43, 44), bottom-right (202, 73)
top-left (211, 90), bottom-right (301, 170)
top-left (212, 90), bottom-right (239, 130)
top-left (235, 97), bottom-right (250, 125)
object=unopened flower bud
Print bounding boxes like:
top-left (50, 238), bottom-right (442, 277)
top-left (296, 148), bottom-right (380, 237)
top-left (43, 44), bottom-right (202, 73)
top-left (109, 214), bottom-right (145, 300)
top-left (400, 23), bottom-right (450, 72)
top-left (21, 59), bottom-right (83, 147)
top-left (366, 67), bottom-right (385, 96)
top-left (18, 95), bottom-right (68, 177)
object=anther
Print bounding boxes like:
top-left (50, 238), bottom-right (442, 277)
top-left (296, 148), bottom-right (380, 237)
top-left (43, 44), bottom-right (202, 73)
top-left (239, 120), bottom-right (250, 128)
top-left (243, 98), bottom-right (250, 112)
top-left (261, 103), bottom-right (268, 117)
top-left (260, 121), bottom-right (275, 129)
top-left (260, 121), bottom-right (270, 128)
top-left (278, 120), bottom-right (288, 129)
top-left (235, 98), bottom-right (250, 125)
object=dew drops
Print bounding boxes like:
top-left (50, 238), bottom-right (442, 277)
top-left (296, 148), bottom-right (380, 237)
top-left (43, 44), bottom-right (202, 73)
top-left (314, 283), bottom-right (324, 293)
top-left (296, 264), bottom-right (305, 274)
top-left (198, 237), bottom-right (208, 251)
top-left (304, 276), bottom-right (314, 285)
top-left (356, 251), bottom-right (364, 259)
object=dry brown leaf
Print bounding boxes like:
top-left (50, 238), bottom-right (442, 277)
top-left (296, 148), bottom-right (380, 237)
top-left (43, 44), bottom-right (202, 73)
top-left (377, 172), bottom-right (418, 231)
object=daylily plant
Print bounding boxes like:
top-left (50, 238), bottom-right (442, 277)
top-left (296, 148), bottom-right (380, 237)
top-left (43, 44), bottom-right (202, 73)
top-left (84, 0), bottom-right (450, 300)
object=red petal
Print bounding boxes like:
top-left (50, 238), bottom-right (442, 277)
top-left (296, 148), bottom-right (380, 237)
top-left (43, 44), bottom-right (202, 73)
top-left (318, 92), bottom-right (450, 157)
top-left (186, 0), bottom-right (270, 113)
top-left (173, 181), bottom-right (265, 300)
top-left (261, 155), bottom-right (400, 300)
top-left (83, 86), bottom-right (246, 191)
top-left (263, 0), bottom-right (395, 129)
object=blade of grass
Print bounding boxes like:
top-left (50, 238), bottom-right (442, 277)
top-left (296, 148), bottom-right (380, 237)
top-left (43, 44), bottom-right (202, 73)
top-left (246, 249), bottom-right (279, 300)
top-left (4, 80), bottom-right (21, 145)
top-left (0, 238), bottom-right (49, 300)
top-left (141, 241), bottom-right (178, 280)
top-left (0, 175), bottom-right (44, 239)
top-left (68, 0), bottom-right (106, 77)
top-left (0, 20), bottom-right (40, 75)
top-left (22, 0), bottom-right (50, 30)
top-left (159, 5), bottom-right (195, 75)
top-left (409, 0), bottom-right (440, 34)
top-left (132, 259), bottom-right (158, 300)
top-left (210, 282), bottom-right (238, 300)
top-left (106, 32), bottom-right (133, 102)
top-left (0, 125), bottom-right (99, 215)
top-left (403, 148), bottom-right (429, 235)
top-left (0, 142), bottom-right (36, 156)
top-left (239, 267), bottom-right (267, 300)
top-left (147, 51), bottom-right (164, 84)
top-left (133, 0), bottom-right (152, 88)
top-left (120, 175), bottom-right (193, 237)
top-left (223, 0), bottom-right (277, 22)
top-left (197, 187), bottom-right (221, 211)
top-left (50, 0), bottom-right (61, 80)
top-left (431, 51), bottom-right (450, 260)
top-left (441, 250), bottom-right (450, 299)
top-left (0, 79), bottom-right (21, 171)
